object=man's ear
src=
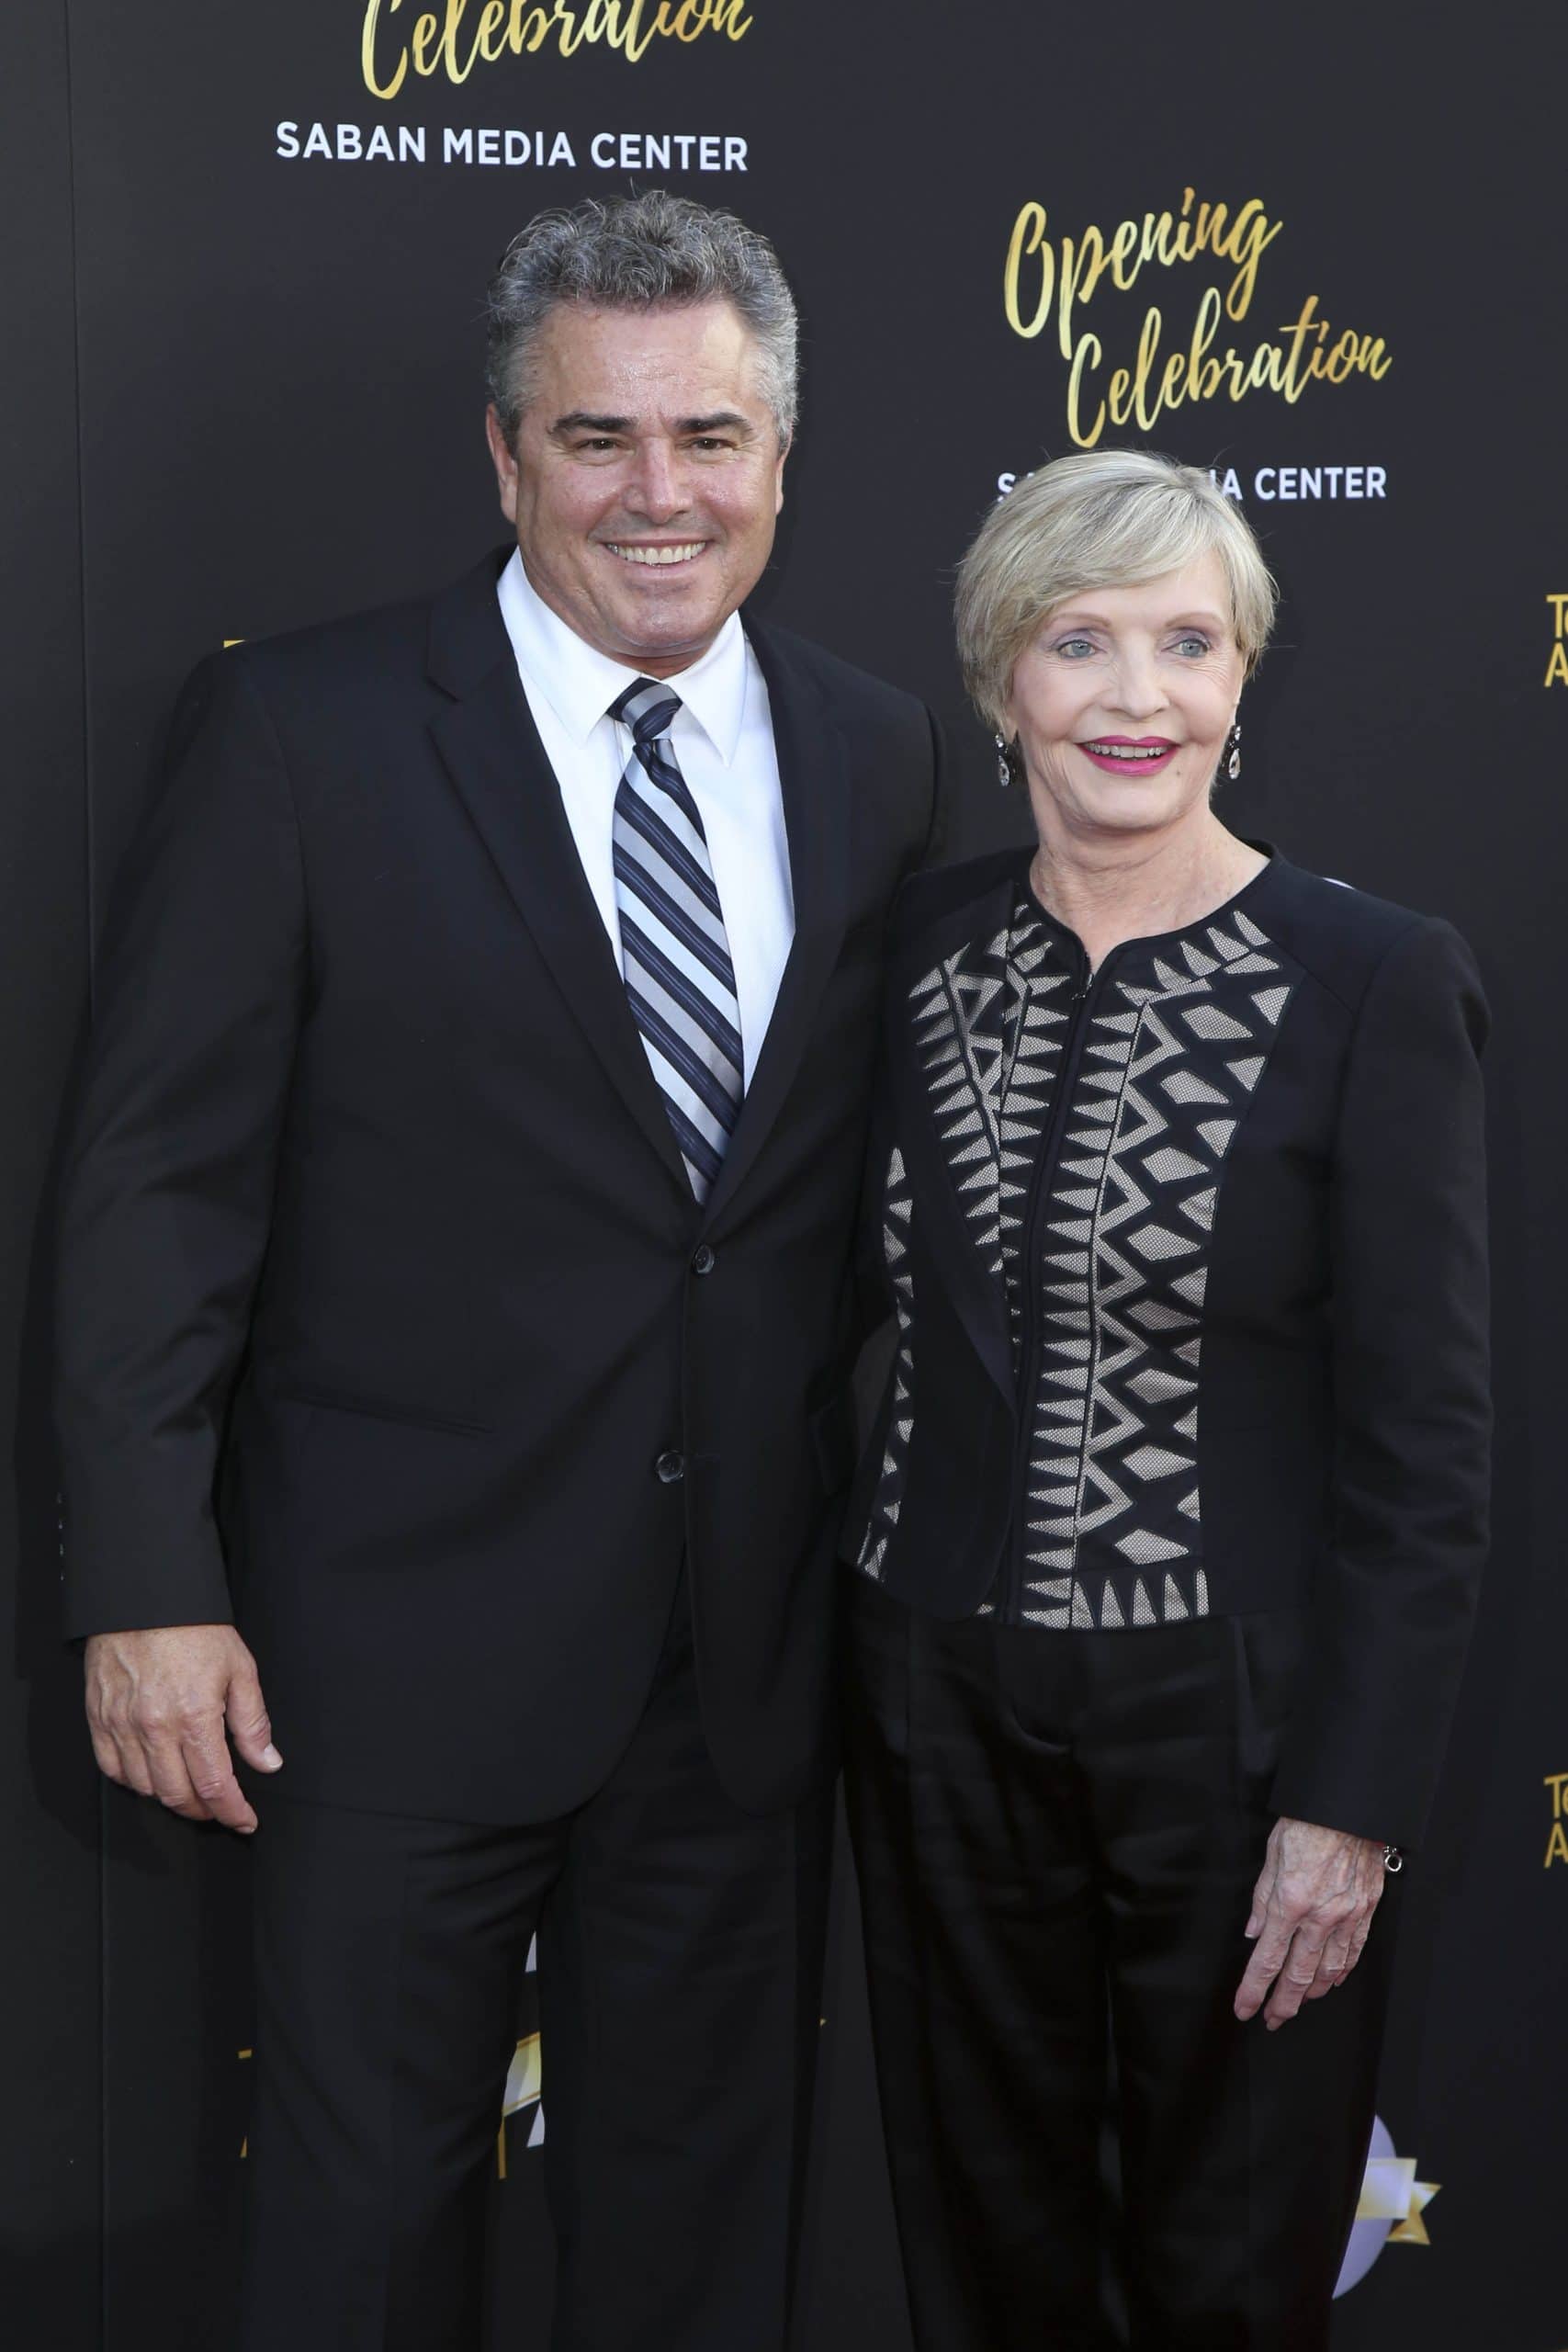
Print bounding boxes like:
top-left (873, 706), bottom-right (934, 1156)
top-left (485, 405), bottom-right (520, 526)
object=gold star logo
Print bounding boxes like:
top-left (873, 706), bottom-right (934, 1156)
top-left (1355, 2151), bottom-right (1439, 2245)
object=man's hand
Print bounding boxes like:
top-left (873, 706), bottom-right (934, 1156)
top-left (84, 1624), bottom-right (282, 1834)
top-left (1234, 1815), bottom-right (1386, 2030)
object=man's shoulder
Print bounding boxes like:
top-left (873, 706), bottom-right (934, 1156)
top-left (221, 548), bottom-right (508, 713)
top-left (229, 583), bottom-right (440, 701)
top-left (743, 614), bottom-right (931, 733)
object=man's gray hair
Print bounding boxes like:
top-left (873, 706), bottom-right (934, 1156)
top-left (486, 190), bottom-right (799, 447)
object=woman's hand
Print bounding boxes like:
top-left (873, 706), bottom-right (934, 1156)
top-left (1234, 1816), bottom-right (1386, 2029)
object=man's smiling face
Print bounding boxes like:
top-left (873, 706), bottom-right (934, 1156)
top-left (486, 299), bottom-right (788, 679)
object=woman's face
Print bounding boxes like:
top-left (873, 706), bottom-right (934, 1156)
top-left (1005, 551), bottom-right (1246, 845)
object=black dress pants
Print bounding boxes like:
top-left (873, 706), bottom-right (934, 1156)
top-left (843, 1578), bottom-right (1395, 2352)
top-left (237, 1587), bottom-right (831, 2352)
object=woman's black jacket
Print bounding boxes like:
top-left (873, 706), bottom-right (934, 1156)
top-left (843, 845), bottom-right (1491, 1852)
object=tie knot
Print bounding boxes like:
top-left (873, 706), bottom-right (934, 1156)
top-left (609, 676), bottom-right (682, 747)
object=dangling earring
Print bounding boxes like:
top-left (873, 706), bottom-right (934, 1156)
top-left (1225, 720), bottom-right (1242, 781)
top-left (995, 731), bottom-right (1019, 788)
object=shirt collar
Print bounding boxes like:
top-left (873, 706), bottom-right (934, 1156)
top-left (497, 548), bottom-right (750, 764)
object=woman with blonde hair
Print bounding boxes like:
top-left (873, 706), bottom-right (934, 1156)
top-left (841, 449), bottom-right (1490, 2348)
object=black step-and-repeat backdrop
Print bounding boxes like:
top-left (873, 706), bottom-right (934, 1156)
top-left (6, 4), bottom-right (1567, 2346)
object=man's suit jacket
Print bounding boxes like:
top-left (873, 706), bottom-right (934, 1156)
top-left (54, 548), bottom-right (942, 1823)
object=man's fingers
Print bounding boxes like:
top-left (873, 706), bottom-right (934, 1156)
top-left (111, 1731), bottom-right (158, 1800)
top-left (143, 1732), bottom-right (215, 1822)
top-left (97, 1727), bottom-right (159, 1802)
top-left (85, 1678), bottom-right (142, 1792)
top-left (181, 1728), bottom-right (258, 1834)
top-left (82, 1630), bottom-right (274, 1833)
top-left (225, 1667), bottom-right (282, 1775)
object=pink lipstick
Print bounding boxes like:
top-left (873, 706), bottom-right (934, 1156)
top-left (1077, 735), bottom-right (1179, 775)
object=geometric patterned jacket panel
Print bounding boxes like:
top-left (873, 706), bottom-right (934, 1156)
top-left (856, 868), bottom-right (1296, 1629)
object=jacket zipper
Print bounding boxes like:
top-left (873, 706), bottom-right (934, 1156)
top-left (1004, 941), bottom-right (1122, 1623)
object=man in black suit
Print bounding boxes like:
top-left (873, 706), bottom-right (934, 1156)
top-left (54, 191), bottom-right (941, 2351)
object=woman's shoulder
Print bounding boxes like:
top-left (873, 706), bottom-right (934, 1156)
top-left (1257, 853), bottom-right (1481, 1012)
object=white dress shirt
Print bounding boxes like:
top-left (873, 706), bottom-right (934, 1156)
top-left (496, 549), bottom-right (795, 1088)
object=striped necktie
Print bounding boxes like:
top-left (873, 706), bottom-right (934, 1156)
top-left (609, 676), bottom-right (744, 1204)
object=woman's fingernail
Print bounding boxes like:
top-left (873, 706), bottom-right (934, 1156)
top-left (261, 1746), bottom-right (282, 1770)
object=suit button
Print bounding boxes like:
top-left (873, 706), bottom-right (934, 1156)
top-left (692, 1244), bottom-right (716, 1275)
top-left (655, 1450), bottom-right (685, 1485)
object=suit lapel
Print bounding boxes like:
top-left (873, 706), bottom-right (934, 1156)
top-left (699, 618), bottom-right (851, 1227)
top-left (426, 553), bottom-right (691, 1195)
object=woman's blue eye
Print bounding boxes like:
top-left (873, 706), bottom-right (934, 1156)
top-left (1174, 634), bottom-right (1211, 656)
top-left (1055, 638), bottom-right (1096, 658)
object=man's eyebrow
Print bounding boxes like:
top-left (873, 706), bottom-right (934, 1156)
top-left (547, 410), bottom-right (757, 438)
top-left (549, 412), bottom-right (634, 437)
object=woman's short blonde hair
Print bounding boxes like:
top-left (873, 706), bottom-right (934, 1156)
top-left (954, 448), bottom-right (1278, 735)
